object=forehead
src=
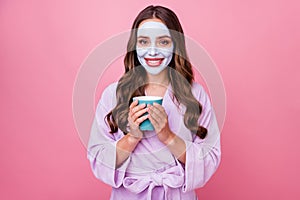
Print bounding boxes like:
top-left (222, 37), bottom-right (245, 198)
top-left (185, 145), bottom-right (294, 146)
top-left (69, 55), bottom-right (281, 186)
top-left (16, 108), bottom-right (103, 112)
top-left (137, 21), bottom-right (171, 37)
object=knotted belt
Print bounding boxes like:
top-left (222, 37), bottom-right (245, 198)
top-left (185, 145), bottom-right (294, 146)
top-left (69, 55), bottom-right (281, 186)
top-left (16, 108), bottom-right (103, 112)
top-left (123, 165), bottom-right (184, 200)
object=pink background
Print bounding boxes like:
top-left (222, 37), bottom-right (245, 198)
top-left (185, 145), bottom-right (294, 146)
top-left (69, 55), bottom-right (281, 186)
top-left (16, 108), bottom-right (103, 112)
top-left (1, 0), bottom-right (300, 199)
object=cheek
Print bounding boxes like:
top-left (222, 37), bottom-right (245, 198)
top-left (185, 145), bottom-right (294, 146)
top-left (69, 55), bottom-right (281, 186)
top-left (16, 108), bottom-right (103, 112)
top-left (136, 48), bottom-right (148, 57)
top-left (159, 47), bottom-right (173, 58)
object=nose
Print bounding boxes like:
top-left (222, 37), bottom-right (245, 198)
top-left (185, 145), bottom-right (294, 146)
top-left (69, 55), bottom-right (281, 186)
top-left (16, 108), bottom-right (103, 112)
top-left (148, 46), bottom-right (158, 56)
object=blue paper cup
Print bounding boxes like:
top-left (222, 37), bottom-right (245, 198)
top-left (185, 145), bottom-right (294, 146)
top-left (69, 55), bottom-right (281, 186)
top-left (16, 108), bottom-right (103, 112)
top-left (132, 96), bottom-right (163, 131)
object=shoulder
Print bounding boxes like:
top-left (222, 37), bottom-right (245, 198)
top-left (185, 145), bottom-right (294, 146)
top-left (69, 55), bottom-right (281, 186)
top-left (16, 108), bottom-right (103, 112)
top-left (98, 82), bottom-right (118, 111)
top-left (191, 82), bottom-right (211, 108)
top-left (191, 82), bottom-right (207, 99)
top-left (101, 82), bottom-right (118, 98)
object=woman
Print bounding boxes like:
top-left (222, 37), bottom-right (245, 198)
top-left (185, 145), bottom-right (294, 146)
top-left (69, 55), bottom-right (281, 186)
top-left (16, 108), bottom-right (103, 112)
top-left (88, 5), bottom-right (221, 200)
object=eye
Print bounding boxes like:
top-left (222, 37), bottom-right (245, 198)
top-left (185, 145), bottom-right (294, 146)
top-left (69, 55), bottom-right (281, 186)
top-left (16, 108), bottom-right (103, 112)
top-left (137, 39), bottom-right (149, 46)
top-left (157, 38), bottom-right (172, 47)
top-left (160, 40), bottom-right (170, 45)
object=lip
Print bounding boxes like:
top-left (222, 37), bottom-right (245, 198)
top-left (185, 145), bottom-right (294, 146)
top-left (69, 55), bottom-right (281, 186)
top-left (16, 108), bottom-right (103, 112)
top-left (144, 58), bottom-right (164, 67)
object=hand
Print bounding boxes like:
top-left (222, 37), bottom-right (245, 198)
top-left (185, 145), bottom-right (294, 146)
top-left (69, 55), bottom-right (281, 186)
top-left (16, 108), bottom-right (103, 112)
top-left (127, 100), bottom-right (148, 140)
top-left (148, 103), bottom-right (175, 144)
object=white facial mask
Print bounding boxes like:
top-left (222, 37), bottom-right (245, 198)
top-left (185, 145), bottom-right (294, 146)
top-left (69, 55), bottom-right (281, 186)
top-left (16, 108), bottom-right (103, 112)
top-left (136, 21), bottom-right (174, 75)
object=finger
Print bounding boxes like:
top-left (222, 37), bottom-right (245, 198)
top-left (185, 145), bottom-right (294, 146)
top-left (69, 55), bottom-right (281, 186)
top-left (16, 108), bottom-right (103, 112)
top-left (153, 103), bottom-right (167, 116)
top-left (129, 103), bottom-right (145, 119)
top-left (131, 103), bottom-right (146, 114)
top-left (129, 100), bottom-right (138, 110)
top-left (132, 107), bottom-right (148, 122)
top-left (148, 104), bottom-right (163, 119)
top-left (148, 113), bottom-right (159, 128)
top-left (149, 113), bottom-right (164, 133)
top-left (148, 105), bottom-right (163, 123)
top-left (135, 114), bottom-right (149, 125)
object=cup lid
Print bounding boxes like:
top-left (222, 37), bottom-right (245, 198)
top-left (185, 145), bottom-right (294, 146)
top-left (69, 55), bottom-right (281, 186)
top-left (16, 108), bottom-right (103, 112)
top-left (133, 96), bottom-right (163, 101)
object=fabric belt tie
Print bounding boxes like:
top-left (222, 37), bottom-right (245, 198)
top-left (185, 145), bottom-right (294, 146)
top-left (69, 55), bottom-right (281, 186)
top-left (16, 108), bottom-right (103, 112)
top-left (123, 165), bottom-right (184, 200)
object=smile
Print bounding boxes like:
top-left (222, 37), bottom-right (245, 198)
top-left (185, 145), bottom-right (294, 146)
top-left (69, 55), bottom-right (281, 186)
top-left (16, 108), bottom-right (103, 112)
top-left (144, 58), bottom-right (164, 67)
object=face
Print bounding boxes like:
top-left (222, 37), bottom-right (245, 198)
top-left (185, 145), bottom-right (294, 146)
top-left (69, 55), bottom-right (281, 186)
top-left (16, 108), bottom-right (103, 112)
top-left (136, 19), bottom-right (174, 75)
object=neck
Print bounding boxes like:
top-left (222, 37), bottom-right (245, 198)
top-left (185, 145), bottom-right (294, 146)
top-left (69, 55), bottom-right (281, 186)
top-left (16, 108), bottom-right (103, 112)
top-left (146, 68), bottom-right (169, 87)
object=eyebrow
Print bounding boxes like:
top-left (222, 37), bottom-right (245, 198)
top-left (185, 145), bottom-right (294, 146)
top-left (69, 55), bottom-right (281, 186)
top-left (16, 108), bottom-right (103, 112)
top-left (137, 35), bottom-right (171, 39)
top-left (137, 36), bottom-right (149, 39)
top-left (157, 35), bottom-right (172, 39)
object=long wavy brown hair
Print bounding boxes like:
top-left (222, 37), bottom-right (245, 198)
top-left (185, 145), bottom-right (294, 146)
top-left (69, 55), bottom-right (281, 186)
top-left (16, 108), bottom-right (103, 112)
top-left (105, 5), bottom-right (207, 139)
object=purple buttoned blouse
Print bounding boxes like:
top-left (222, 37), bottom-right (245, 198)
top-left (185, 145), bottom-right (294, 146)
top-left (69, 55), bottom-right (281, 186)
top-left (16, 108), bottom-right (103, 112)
top-left (87, 82), bottom-right (221, 200)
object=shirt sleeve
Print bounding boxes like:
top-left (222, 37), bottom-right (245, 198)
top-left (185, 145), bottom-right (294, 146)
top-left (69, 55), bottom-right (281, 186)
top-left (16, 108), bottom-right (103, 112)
top-left (87, 83), bottom-right (130, 188)
top-left (182, 84), bottom-right (221, 192)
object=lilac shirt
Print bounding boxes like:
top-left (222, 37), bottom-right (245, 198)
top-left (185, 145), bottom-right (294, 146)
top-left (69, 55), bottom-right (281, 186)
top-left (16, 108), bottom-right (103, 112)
top-left (87, 82), bottom-right (221, 200)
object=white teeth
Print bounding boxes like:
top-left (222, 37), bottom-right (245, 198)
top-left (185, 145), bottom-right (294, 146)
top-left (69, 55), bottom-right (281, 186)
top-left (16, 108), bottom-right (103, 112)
top-left (148, 60), bottom-right (160, 65)
top-left (146, 59), bottom-right (163, 66)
